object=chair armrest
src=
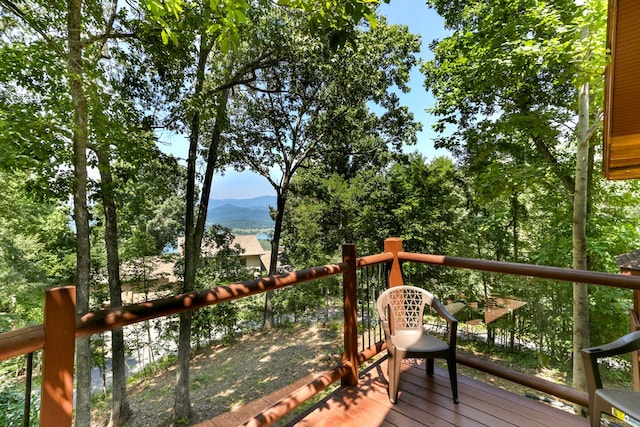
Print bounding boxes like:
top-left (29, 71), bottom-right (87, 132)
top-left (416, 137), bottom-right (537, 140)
top-left (380, 319), bottom-right (398, 354)
top-left (582, 330), bottom-right (640, 359)
top-left (380, 319), bottom-right (392, 341)
top-left (431, 298), bottom-right (458, 347)
top-left (431, 298), bottom-right (456, 324)
top-left (581, 330), bottom-right (640, 392)
top-left (448, 318), bottom-right (458, 348)
top-left (581, 347), bottom-right (604, 391)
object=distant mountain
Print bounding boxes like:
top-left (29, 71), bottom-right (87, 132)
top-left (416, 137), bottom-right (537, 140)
top-left (209, 195), bottom-right (276, 209)
top-left (206, 196), bottom-right (276, 229)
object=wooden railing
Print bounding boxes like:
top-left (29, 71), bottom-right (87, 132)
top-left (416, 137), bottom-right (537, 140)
top-left (3, 237), bottom-right (640, 426)
top-left (0, 243), bottom-right (388, 426)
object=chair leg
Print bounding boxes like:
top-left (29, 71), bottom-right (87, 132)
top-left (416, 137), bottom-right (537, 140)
top-left (386, 351), bottom-right (396, 403)
top-left (388, 350), bottom-right (404, 404)
top-left (447, 355), bottom-right (458, 404)
top-left (591, 398), bottom-right (606, 427)
top-left (426, 358), bottom-right (434, 376)
top-left (589, 408), bottom-right (602, 427)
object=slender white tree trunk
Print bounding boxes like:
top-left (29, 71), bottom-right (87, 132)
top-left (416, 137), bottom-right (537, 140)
top-left (572, 27), bottom-right (591, 406)
top-left (67, 1), bottom-right (92, 425)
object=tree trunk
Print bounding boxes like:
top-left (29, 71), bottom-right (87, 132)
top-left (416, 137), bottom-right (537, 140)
top-left (173, 86), bottom-right (201, 426)
top-left (262, 291), bottom-right (275, 330)
top-left (174, 32), bottom-right (224, 421)
top-left (67, 0), bottom-right (92, 425)
top-left (511, 193), bottom-right (519, 262)
top-left (572, 72), bottom-right (591, 408)
top-left (263, 189), bottom-right (287, 330)
top-left (95, 146), bottom-right (131, 426)
top-left (174, 310), bottom-right (193, 422)
top-left (174, 86), bottom-right (228, 418)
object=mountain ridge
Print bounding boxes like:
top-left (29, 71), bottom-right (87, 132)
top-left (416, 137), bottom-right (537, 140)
top-left (206, 196), bottom-right (276, 229)
top-left (209, 195), bottom-right (276, 209)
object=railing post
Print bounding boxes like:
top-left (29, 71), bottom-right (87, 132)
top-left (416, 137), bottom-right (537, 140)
top-left (384, 237), bottom-right (404, 287)
top-left (342, 243), bottom-right (358, 387)
top-left (40, 286), bottom-right (76, 427)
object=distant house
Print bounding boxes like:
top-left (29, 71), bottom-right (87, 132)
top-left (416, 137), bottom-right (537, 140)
top-left (616, 249), bottom-right (640, 274)
top-left (114, 235), bottom-right (285, 302)
top-left (177, 234), bottom-right (267, 272)
top-left (226, 235), bottom-right (266, 271)
top-left (99, 255), bottom-right (181, 304)
top-left (260, 250), bottom-right (294, 274)
top-left (101, 255), bottom-right (180, 288)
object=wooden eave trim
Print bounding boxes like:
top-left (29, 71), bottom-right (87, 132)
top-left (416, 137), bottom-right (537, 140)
top-left (603, 0), bottom-right (617, 179)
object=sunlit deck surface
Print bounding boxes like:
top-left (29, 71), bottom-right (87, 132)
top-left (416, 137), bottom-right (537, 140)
top-left (198, 356), bottom-right (589, 427)
top-left (289, 358), bottom-right (588, 427)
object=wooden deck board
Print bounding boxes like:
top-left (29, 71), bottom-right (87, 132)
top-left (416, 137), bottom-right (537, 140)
top-left (291, 357), bottom-right (589, 427)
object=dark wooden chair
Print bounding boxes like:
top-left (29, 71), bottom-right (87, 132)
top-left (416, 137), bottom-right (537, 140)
top-left (376, 285), bottom-right (458, 404)
top-left (582, 330), bottom-right (640, 427)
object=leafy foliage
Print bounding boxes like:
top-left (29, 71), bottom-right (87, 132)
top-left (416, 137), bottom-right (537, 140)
top-left (0, 172), bottom-right (75, 330)
top-left (0, 383), bottom-right (40, 427)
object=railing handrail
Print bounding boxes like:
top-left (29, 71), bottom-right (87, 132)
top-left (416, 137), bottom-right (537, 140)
top-left (356, 252), bottom-right (394, 267)
top-left (399, 251), bottom-right (640, 290)
top-left (78, 261), bottom-right (349, 337)
top-left (5, 251), bottom-right (637, 362)
top-left (0, 324), bottom-right (45, 361)
top-left (1, 254), bottom-right (393, 361)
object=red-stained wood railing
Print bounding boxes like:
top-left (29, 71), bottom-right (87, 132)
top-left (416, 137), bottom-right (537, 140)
top-left (0, 324), bottom-right (45, 360)
top-left (77, 260), bottom-right (349, 338)
top-left (5, 237), bottom-right (640, 426)
top-left (398, 251), bottom-right (640, 290)
top-left (0, 243), bottom-right (379, 426)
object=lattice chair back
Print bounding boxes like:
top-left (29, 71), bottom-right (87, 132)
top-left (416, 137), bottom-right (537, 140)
top-left (377, 285), bottom-right (434, 333)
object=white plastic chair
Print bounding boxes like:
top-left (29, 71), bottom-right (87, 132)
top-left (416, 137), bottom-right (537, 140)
top-left (582, 331), bottom-right (640, 427)
top-left (376, 285), bottom-right (458, 404)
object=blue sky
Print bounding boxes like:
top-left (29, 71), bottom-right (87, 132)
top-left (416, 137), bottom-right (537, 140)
top-left (379, 0), bottom-right (448, 159)
top-left (158, 1), bottom-right (449, 199)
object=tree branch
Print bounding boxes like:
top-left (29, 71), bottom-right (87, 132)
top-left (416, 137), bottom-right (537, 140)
top-left (0, 0), bottom-right (65, 58)
top-left (531, 135), bottom-right (575, 195)
top-left (214, 52), bottom-right (281, 92)
top-left (82, 32), bottom-right (138, 47)
top-left (585, 113), bottom-right (603, 143)
top-left (82, 0), bottom-right (138, 58)
top-left (243, 82), bottom-right (288, 94)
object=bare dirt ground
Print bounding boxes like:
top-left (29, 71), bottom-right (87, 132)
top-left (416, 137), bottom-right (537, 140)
top-left (91, 323), bottom-right (343, 427)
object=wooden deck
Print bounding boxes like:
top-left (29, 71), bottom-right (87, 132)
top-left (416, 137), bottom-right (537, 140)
top-left (290, 357), bottom-right (589, 427)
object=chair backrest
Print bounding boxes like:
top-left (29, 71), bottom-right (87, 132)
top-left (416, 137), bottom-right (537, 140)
top-left (376, 285), bottom-right (436, 333)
